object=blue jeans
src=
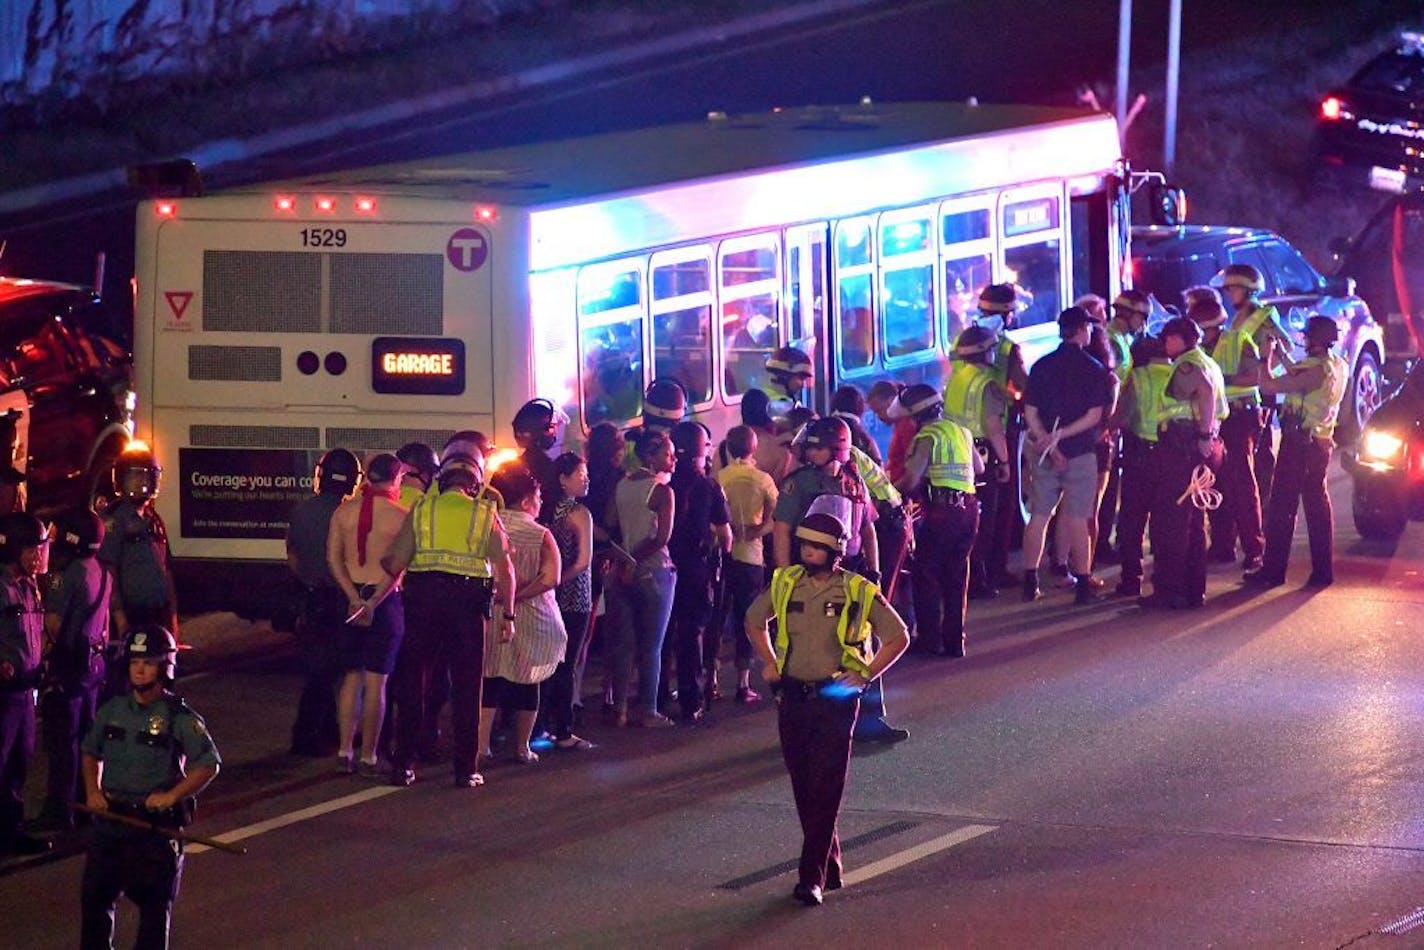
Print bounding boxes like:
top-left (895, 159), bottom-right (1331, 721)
top-left (609, 564), bottom-right (676, 716)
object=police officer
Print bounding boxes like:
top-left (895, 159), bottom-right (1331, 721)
top-left (745, 510), bottom-right (910, 907)
top-left (1245, 316), bottom-right (1348, 588)
top-left (943, 325), bottom-right (1012, 596)
top-left (1109, 336), bottom-right (1173, 597)
top-left (1214, 263), bottom-right (1292, 496)
top-left (763, 346), bottom-right (815, 420)
top-left (895, 384), bottom-right (982, 658)
top-left (0, 512), bottom-right (50, 854)
top-left (974, 283), bottom-right (1031, 400)
top-left (1143, 317), bottom-right (1228, 609)
top-left (512, 398), bottom-right (567, 512)
top-left (80, 625), bottom-right (219, 949)
top-left (395, 441), bottom-right (439, 509)
top-left (1097, 290), bottom-right (1151, 561)
top-left (1192, 286), bottom-right (1266, 571)
top-left (1106, 290), bottom-right (1152, 378)
top-left (100, 443), bottom-right (178, 647)
top-left (38, 508), bottom-right (110, 831)
top-left (284, 448), bottom-right (360, 757)
top-left (624, 378), bottom-right (688, 472)
top-left (384, 445), bottom-right (517, 788)
top-left (773, 417), bottom-right (907, 743)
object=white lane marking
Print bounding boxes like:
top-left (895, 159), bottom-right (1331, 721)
top-left (841, 824), bottom-right (997, 887)
top-left (186, 785), bottom-right (402, 854)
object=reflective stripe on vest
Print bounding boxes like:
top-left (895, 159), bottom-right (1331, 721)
top-left (849, 445), bottom-right (902, 507)
top-left (1240, 304), bottom-right (1287, 350)
top-left (944, 362), bottom-right (992, 438)
top-left (1129, 363), bottom-right (1175, 442)
top-left (1158, 347), bottom-right (1229, 428)
top-left (769, 566), bottom-right (875, 678)
top-left (1210, 328), bottom-right (1261, 403)
top-left (915, 419), bottom-right (976, 491)
top-left (1283, 353), bottom-right (1349, 439)
top-left (1107, 328), bottom-right (1133, 382)
top-left (408, 486), bottom-right (496, 577)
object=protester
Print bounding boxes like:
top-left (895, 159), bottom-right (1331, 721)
top-left (542, 453), bottom-right (596, 750)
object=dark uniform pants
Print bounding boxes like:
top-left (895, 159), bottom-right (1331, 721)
top-left (970, 475), bottom-right (1013, 591)
top-left (0, 688), bottom-right (35, 837)
top-left (670, 565), bottom-right (712, 718)
top-left (778, 683), bottom-right (859, 890)
top-left (1262, 430), bottom-right (1334, 582)
top-left (81, 825), bottom-right (183, 950)
top-left (707, 560), bottom-right (762, 676)
top-left (912, 495), bottom-right (979, 656)
top-left (41, 676), bottom-right (99, 822)
top-left (1150, 430), bottom-right (1221, 604)
top-left (290, 586), bottom-right (343, 756)
top-left (1116, 436), bottom-right (1157, 586)
top-left (396, 572), bottom-right (491, 777)
top-left (1208, 404), bottom-right (1266, 562)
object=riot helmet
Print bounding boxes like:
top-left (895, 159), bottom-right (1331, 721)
top-left (898, 383), bottom-right (943, 422)
top-left (801, 416), bottom-right (852, 464)
top-left (113, 442), bottom-right (162, 503)
top-left (643, 379), bottom-right (688, 427)
top-left (396, 442), bottom-right (439, 488)
top-left (1304, 315), bottom-right (1341, 346)
top-left (670, 420), bottom-right (711, 461)
top-left (315, 448), bottom-right (361, 496)
top-left (1212, 263), bottom-right (1265, 295)
top-left (53, 507), bottom-right (104, 557)
top-left (512, 398), bottom-right (565, 452)
top-left (766, 346), bottom-right (814, 382)
top-left (795, 510), bottom-right (849, 558)
top-left (125, 624), bottom-right (178, 684)
top-left (954, 325), bottom-right (998, 360)
top-left (0, 512), bottom-right (49, 568)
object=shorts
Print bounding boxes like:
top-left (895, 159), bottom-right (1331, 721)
top-left (340, 589), bottom-right (404, 675)
top-left (1028, 451), bottom-right (1099, 519)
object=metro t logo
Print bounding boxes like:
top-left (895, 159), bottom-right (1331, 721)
top-left (446, 228), bottom-right (489, 273)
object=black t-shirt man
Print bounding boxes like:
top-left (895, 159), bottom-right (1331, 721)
top-left (1024, 334), bottom-right (1116, 458)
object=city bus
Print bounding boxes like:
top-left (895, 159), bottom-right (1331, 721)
top-left (131, 100), bottom-right (1130, 592)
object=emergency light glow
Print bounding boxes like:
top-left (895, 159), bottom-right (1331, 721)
top-left (315, 197), bottom-right (336, 213)
top-left (155, 202), bottom-right (176, 218)
top-left (484, 447), bottom-right (520, 475)
top-left (475, 205), bottom-right (498, 222)
top-left (355, 197), bottom-right (377, 213)
top-left (275, 196), bottom-right (296, 212)
top-left (1321, 96), bottom-right (1343, 121)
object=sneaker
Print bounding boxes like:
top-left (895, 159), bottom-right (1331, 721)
top-left (392, 768), bottom-right (416, 788)
top-left (705, 679), bottom-right (723, 702)
top-left (454, 772), bottom-right (485, 788)
top-left (1114, 579), bottom-right (1141, 598)
top-left (336, 753), bottom-right (355, 775)
top-left (735, 686), bottom-right (761, 704)
top-left (1242, 569), bottom-right (1284, 588)
top-left (1241, 556), bottom-right (1264, 572)
top-left (356, 760), bottom-right (383, 780)
top-left (633, 711), bottom-right (676, 729)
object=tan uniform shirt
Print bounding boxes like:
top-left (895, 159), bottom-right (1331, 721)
top-left (746, 570), bottom-right (907, 681)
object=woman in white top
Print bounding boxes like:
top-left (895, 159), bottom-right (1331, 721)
top-left (479, 463), bottom-right (566, 763)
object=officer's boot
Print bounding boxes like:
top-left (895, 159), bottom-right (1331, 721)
top-left (1022, 569), bottom-right (1042, 602)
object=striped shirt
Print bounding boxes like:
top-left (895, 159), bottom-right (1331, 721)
top-left (484, 510), bottom-right (567, 684)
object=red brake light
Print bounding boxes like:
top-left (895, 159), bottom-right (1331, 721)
top-left (275, 196), bottom-right (295, 212)
top-left (475, 205), bottom-right (497, 223)
top-left (155, 202), bottom-right (176, 218)
top-left (315, 197), bottom-right (336, 213)
top-left (1321, 96), bottom-right (1342, 120)
top-left (355, 197), bottom-right (376, 213)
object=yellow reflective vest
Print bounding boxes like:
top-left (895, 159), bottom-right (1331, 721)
top-left (1106, 327), bottom-right (1134, 382)
top-left (944, 361), bottom-right (993, 438)
top-left (1210, 328), bottom-right (1261, 404)
top-left (1128, 363), bottom-right (1176, 442)
top-left (769, 566), bottom-right (875, 678)
top-left (913, 419), bottom-right (976, 491)
top-left (1283, 352), bottom-right (1349, 439)
top-left (408, 485), bottom-right (498, 577)
top-left (398, 482), bottom-right (426, 509)
top-left (1158, 347), bottom-right (1229, 429)
top-left (849, 444), bottom-right (902, 507)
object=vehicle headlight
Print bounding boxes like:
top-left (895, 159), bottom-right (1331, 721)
top-left (1362, 429), bottom-right (1404, 460)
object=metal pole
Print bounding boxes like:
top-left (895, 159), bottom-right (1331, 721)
top-left (1116, 0), bottom-right (1132, 142)
top-left (1164, 0), bottom-right (1183, 176)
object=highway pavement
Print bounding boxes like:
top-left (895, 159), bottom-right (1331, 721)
top-left (5, 463), bottom-right (1424, 947)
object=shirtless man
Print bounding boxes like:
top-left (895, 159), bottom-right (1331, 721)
top-left (327, 453), bottom-right (408, 776)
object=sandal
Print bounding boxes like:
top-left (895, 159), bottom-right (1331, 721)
top-left (554, 735), bottom-right (597, 751)
top-left (514, 748), bottom-right (540, 764)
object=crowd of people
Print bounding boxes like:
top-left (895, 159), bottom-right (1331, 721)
top-left (0, 261), bottom-right (1353, 921)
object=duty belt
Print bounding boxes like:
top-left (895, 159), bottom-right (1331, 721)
top-left (1228, 400), bottom-right (1260, 412)
top-left (776, 675), bottom-right (838, 700)
top-left (926, 486), bottom-right (971, 507)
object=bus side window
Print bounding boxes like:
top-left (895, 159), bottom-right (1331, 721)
top-left (651, 250), bottom-right (714, 406)
top-left (719, 235), bottom-right (781, 400)
top-left (879, 212), bottom-right (935, 362)
top-left (944, 254), bottom-right (991, 343)
top-left (835, 216), bottom-right (876, 374)
top-left (941, 202), bottom-right (995, 347)
top-left (1004, 239), bottom-right (1062, 328)
top-left (577, 262), bottom-right (646, 428)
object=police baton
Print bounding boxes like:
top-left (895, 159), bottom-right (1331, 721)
top-left (69, 803), bottom-right (247, 855)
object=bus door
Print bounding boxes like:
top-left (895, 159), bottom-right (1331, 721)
top-left (785, 223), bottom-right (830, 411)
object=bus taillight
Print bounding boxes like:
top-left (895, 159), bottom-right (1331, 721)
top-left (355, 197), bottom-right (377, 213)
top-left (155, 202), bottom-right (176, 218)
top-left (475, 205), bottom-right (497, 223)
top-left (315, 197), bottom-right (336, 213)
top-left (275, 196), bottom-right (296, 212)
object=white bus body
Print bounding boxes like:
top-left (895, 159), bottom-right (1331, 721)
top-left (133, 101), bottom-right (1126, 569)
